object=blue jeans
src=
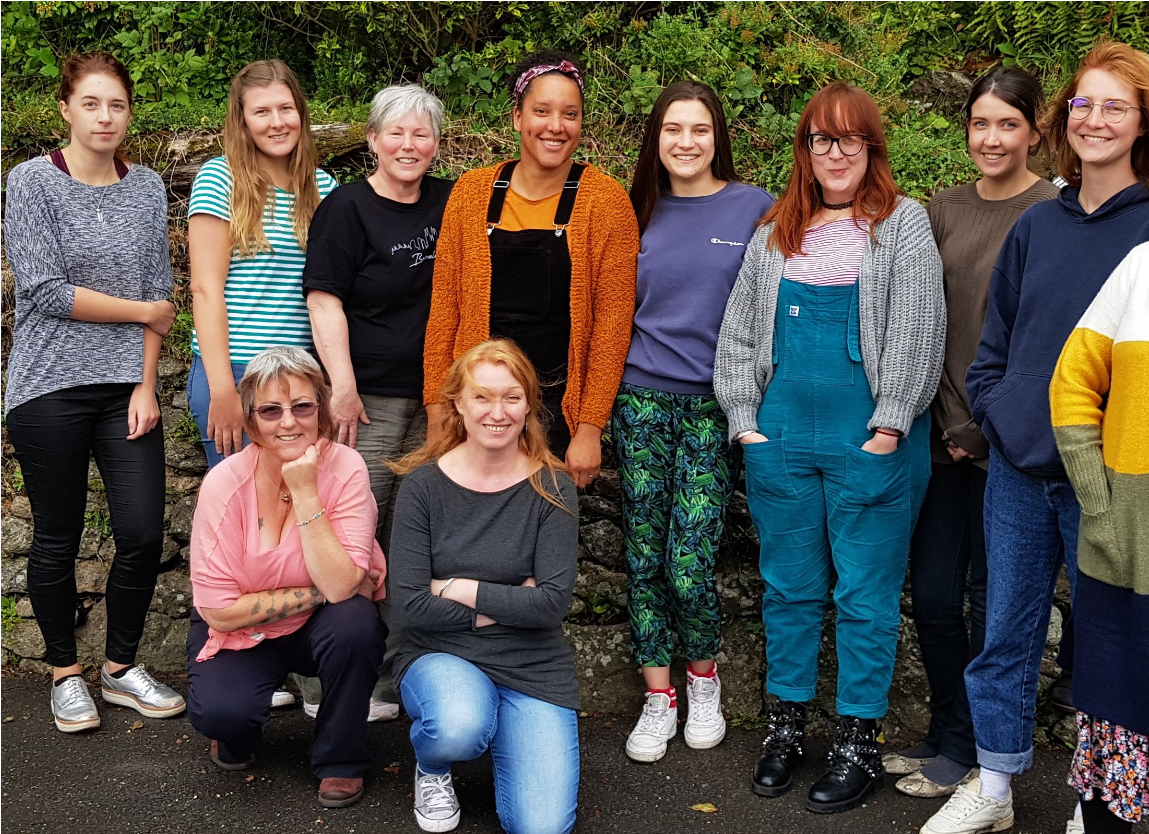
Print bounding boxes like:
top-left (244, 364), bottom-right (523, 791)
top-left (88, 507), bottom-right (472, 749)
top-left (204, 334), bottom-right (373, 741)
top-left (400, 653), bottom-right (579, 834)
top-left (187, 354), bottom-right (248, 469)
top-left (965, 447), bottom-right (1079, 774)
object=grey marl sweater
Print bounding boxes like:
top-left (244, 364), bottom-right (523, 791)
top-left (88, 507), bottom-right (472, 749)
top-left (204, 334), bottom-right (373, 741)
top-left (3, 155), bottom-right (172, 414)
top-left (714, 197), bottom-right (946, 440)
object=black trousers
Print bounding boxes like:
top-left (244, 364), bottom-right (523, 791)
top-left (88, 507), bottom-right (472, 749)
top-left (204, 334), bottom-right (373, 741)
top-left (7, 383), bottom-right (166, 667)
top-left (186, 598), bottom-right (387, 778)
top-left (908, 461), bottom-right (988, 767)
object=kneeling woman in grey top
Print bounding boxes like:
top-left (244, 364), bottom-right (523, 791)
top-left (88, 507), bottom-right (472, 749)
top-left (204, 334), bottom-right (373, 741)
top-left (714, 82), bottom-right (945, 812)
top-left (389, 339), bottom-right (580, 834)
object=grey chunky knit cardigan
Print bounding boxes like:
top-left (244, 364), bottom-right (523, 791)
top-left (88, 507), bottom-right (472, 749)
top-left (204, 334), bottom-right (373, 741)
top-left (714, 197), bottom-right (946, 440)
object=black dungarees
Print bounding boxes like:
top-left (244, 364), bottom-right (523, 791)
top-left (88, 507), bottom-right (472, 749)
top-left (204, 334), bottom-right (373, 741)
top-left (486, 159), bottom-right (586, 457)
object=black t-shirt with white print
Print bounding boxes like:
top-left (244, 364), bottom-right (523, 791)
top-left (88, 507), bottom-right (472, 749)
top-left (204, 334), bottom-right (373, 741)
top-left (303, 175), bottom-right (454, 398)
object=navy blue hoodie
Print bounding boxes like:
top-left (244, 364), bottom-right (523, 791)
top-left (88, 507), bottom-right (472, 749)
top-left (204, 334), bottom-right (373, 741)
top-left (966, 182), bottom-right (1149, 477)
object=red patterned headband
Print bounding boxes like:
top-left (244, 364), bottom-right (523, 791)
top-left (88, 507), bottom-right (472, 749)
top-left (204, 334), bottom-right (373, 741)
top-left (513, 61), bottom-right (584, 104)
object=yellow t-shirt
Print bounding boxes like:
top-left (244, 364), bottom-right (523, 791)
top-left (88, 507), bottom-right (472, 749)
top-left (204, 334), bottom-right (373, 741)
top-left (500, 188), bottom-right (562, 232)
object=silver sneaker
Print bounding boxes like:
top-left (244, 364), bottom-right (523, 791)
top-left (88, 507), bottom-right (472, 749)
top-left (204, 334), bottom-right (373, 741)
top-left (100, 665), bottom-right (186, 718)
top-left (414, 765), bottom-right (461, 832)
top-left (51, 676), bottom-right (101, 733)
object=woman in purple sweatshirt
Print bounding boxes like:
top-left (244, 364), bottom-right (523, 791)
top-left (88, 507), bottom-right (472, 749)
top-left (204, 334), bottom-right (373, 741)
top-left (615, 81), bottom-right (774, 765)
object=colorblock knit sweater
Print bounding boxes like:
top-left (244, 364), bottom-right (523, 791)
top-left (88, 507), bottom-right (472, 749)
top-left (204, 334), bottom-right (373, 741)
top-left (1051, 240), bottom-right (1149, 736)
top-left (714, 197), bottom-right (946, 440)
top-left (422, 162), bottom-right (639, 432)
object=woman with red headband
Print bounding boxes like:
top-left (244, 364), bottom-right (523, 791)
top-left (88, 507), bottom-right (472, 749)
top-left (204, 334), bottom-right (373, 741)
top-left (422, 49), bottom-right (639, 489)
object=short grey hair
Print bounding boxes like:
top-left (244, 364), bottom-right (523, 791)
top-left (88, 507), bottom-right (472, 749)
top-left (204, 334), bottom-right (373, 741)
top-left (239, 347), bottom-right (334, 441)
top-left (366, 83), bottom-right (445, 140)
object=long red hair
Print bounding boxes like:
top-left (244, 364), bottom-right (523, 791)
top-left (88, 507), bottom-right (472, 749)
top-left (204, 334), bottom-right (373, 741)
top-left (763, 82), bottom-right (902, 258)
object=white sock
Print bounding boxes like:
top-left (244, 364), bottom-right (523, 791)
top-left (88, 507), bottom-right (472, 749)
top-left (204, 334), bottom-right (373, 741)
top-left (1073, 802), bottom-right (1083, 821)
top-left (979, 768), bottom-right (1012, 801)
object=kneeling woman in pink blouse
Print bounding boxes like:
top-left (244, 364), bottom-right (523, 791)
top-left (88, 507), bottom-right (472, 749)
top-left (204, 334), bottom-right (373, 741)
top-left (186, 346), bottom-right (387, 809)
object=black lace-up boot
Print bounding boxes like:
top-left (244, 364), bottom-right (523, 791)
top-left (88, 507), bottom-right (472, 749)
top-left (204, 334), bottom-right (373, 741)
top-left (751, 700), bottom-right (809, 797)
top-left (806, 716), bottom-right (884, 813)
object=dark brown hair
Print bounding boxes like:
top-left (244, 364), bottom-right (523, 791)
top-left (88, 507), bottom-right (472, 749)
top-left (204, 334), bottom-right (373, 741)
top-left (762, 82), bottom-right (902, 258)
top-left (965, 65), bottom-right (1046, 157)
top-left (58, 51), bottom-right (134, 106)
top-left (630, 81), bottom-right (741, 234)
top-left (1042, 41), bottom-right (1149, 188)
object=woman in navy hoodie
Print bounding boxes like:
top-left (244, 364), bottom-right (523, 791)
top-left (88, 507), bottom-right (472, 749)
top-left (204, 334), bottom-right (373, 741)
top-left (922, 41), bottom-right (1149, 834)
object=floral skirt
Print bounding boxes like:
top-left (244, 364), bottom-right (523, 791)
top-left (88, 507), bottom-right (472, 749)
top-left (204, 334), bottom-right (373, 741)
top-left (1068, 712), bottom-right (1149, 823)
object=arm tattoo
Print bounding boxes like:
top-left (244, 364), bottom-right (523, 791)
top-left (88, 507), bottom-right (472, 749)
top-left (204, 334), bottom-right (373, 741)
top-left (258, 517), bottom-right (264, 529)
top-left (294, 590), bottom-right (304, 600)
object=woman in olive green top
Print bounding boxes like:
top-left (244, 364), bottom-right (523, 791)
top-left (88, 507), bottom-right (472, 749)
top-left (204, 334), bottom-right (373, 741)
top-left (888, 66), bottom-right (1058, 798)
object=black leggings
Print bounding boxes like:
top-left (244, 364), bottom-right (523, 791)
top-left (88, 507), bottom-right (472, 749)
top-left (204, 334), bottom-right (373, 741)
top-left (8, 384), bottom-right (166, 667)
top-left (1082, 798), bottom-right (1133, 833)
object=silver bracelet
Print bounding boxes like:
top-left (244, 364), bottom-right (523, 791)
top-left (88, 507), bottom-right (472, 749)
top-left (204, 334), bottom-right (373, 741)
top-left (295, 507), bottom-right (326, 527)
top-left (437, 577), bottom-right (458, 598)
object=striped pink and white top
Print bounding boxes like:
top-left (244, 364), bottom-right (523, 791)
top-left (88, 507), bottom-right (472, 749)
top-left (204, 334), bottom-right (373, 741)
top-left (782, 217), bottom-right (869, 286)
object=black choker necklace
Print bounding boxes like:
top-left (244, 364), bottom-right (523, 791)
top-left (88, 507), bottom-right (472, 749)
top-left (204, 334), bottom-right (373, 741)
top-left (822, 199), bottom-right (854, 210)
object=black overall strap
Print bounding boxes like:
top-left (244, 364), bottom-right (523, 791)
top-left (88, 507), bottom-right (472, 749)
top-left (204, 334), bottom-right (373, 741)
top-left (552, 162), bottom-right (587, 237)
top-left (486, 160), bottom-right (518, 234)
top-left (486, 160), bottom-right (587, 237)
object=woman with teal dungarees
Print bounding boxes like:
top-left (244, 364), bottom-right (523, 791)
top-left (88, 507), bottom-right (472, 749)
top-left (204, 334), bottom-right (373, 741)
top-left (714, 82), bottom-right (945, 814)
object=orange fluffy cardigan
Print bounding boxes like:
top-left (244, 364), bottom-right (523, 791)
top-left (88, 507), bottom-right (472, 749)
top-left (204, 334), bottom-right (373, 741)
top-left (423, 161), bottom-right (640, 432)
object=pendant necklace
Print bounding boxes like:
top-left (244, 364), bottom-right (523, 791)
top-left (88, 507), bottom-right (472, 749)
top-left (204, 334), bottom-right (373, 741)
top-left (257, 454), bottom-right (292, 504)
top-left (89, 187), bottom-right (108, 223)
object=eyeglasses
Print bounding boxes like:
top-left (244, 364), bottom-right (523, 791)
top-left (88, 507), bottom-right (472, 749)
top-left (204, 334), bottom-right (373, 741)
top-left (1067, 97), bottom-right (1133, 124)
top-left (254, 402), bottom-right (318, 421)
top-left (806, 133), bottom-right (867, 156)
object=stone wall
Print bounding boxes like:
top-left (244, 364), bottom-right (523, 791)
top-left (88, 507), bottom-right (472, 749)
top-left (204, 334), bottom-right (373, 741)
top-left (0, 116), bottom-right (1075, 743)
top-left (0, 392), bottom-right (1075, 742)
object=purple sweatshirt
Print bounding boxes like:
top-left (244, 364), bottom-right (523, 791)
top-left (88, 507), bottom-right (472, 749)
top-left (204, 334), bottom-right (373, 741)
top-left (623, 182), bottom-right (775, 394)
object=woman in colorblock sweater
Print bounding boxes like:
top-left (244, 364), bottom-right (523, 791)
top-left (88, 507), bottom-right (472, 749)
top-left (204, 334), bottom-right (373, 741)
top-left (422, 50), bottom-right (639, 488)
top-left (1051, 241), bottom-right (1149, 834)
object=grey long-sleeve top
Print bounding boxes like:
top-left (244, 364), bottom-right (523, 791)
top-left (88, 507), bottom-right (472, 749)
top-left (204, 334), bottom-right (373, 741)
top-left (714, 197), bottom-right (946, 440)
top-left (389, 462), bottom-right (580, 710)
top-left (2, 156), bottom-right (173, 414)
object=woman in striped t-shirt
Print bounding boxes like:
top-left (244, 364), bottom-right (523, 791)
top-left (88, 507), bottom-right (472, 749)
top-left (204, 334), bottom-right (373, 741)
top-left (189, 60), bottom-right (337, 468)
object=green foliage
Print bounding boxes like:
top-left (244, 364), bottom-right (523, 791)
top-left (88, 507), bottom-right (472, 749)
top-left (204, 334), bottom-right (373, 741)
top-left (11, 465), bottom-right (25, 494)
top-left (84, 508), bottom-right (112, 538)
top-left (969, 2), bottom-right (1148, 77)
top-left (165, 409), bottom-right (202, 446)
top-left (0, 596), bottom-right (19, 633)
top-left (4, 2), bottom-right (1148, 200)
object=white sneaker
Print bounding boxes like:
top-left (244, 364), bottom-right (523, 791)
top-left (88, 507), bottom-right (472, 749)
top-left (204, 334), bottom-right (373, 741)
top-left (921, 778), bottom-right (1014, 834)
top-left (271, 687), bottom-right (295, 708)
top-left (1065, 806), bottom-right (1084, 834)
top-left (368, 697), bottom-right (400, 722)
top-left (625, 692), bottom-right (677, 763)
top-left (303, 697), bottom-right (400, 721)
top-left (414, 765), bottom-right (461, 832)
top-left (683, 672), bottom-right (725, 749)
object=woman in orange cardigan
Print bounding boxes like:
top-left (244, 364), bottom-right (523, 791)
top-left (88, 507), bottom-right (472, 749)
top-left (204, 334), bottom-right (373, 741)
top-left (423, 50), bottom-right (639, 488)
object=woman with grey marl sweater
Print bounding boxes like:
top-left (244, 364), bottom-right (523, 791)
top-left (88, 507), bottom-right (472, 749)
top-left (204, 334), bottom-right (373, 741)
top-left (3, 53), bottom-right (185, 734)
top-left (714, 82), bottom-right (944, 814)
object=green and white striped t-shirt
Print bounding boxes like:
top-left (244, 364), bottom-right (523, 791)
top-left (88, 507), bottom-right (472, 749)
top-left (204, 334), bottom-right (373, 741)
top-left (189, 156), bottom-right (337, 361)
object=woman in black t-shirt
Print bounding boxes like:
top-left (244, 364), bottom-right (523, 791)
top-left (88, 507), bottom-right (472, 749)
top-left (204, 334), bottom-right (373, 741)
top-left (302, 83), bottom-right (454, 721)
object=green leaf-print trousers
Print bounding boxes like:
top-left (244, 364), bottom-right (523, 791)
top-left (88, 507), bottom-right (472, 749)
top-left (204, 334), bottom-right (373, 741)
top-left (612, 382), bottom-right (739, 667)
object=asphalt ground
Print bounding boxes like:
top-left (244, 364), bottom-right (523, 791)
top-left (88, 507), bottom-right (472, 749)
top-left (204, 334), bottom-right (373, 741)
top-left (3, 670), bottom-right (1143, 834)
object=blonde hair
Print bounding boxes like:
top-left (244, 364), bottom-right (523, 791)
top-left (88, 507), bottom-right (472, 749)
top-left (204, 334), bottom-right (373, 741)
top-left (224, 60), bottom-right (321, 257)
top-left (390, 340), bottom-right (572, 511)
top-left (239, 346), bottom-right (334, 443)
top-left (1043, 41), bottom-right (1149, 187)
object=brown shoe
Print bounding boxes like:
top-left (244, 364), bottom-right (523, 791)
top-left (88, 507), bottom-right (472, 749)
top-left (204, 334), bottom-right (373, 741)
top-left (318, 776), bottom-right (364, 808)
top-left (210, 739), bottom-right (255, 771)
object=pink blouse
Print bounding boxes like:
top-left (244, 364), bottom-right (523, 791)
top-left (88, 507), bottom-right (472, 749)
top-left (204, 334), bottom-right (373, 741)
top-left (190, 440), bottom-right (386, 661)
